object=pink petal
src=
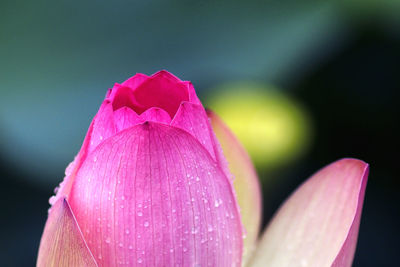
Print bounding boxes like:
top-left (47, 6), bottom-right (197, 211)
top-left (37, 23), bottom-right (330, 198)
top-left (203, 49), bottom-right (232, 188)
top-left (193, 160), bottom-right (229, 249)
top-left (121, 73), bottom-right (149, 89)
top-left (128, 70), bottom-right (189, 118)
top-left (182, 81), bottom-right (202, 105)
top-left (251, 158), bottom-right (369, 267)
top-left (68, 122), bottom-right (243, 266)
top-left (140, 107), bottom-right (172, 124)
top-left (88, 101), bottom-right (116, 153)
top-left (109, 85), bottom-right (140, 112)
top-left (37, 198), bottom-right (97, 267)
top-left (171, 102), bottom-right (217, 162)
top-left (49, 118), bottom-right (96, 206)
top-left (113, 107), bottom-right (142, 132)
top-left (208, 110), bottom-right (262, 265)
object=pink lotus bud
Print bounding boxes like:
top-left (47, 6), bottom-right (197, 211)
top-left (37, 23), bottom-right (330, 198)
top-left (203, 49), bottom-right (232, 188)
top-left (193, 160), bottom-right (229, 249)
top-left (37, 70), bottom-right (368, 267)
top-left (38, 71), bottom-right (244, 266)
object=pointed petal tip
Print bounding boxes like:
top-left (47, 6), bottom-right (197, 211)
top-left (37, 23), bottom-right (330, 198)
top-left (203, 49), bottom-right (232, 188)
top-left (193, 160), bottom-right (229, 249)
top-left (37, 198), bottom-right (97, 267)
top-left (334, 157), bottom-right (369, 169)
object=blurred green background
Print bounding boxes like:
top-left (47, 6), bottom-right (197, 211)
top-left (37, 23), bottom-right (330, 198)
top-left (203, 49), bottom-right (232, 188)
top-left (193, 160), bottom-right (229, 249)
top-left (1, 0), bottom-right (399, 266)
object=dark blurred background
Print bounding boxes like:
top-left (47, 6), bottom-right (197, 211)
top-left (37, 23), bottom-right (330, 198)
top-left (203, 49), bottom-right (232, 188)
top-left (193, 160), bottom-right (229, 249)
top-left (1, 0), bottom-right (399, 266)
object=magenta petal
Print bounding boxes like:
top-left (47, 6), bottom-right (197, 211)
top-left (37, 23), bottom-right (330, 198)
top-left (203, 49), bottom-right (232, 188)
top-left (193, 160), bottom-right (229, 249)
top-left (89, 102), bottom-right (116, 153)
top-left (251, 158), bottom-right (369, 267)
top-left (171, 102), bottom-right (217, 161)
top-left (109, 85), bottom-right (139, 112)
top-left (68, 122), bottom-right (243, 266)
top-left (121, 73), bottom-right (149, 88)
top-left (129, 71), bottom-right (189, 118)
top-left (140, 107), bottom-right (172, 124)
top-left (49, 119), bottom-right (96, 206)
top-left (113, 107), bottom-right (142, 132)
top-left (182, 81), bottom-right (202, 105)
top-left (37, 198), bottom-right (97, 267)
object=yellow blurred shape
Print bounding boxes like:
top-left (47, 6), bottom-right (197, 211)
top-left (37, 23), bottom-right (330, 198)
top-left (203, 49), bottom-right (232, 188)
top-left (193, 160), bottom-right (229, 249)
top-left (206, 83), bottom-right (312, 171)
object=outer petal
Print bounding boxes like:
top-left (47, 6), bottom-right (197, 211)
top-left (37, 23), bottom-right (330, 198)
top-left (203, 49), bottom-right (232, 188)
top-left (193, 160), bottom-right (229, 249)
top-left (50, 100), bottom-right (117, 206)
top-left (182, 81), bottom-right (202, 105)
top-left (250, 158), bottom-right (369, 267)
top-left (207, 111), bottom-right (262, 265)
top-left (69, 122), bottom-right (243, 266)
top-left (88, 101), bottom-right (116, 153)
top-left (37, 198), bottom-right (97, 267)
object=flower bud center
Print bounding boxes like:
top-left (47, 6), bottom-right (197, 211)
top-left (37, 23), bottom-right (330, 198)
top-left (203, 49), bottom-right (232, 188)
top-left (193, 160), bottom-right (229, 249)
top-left (112, 76), bottom-right (189, 118)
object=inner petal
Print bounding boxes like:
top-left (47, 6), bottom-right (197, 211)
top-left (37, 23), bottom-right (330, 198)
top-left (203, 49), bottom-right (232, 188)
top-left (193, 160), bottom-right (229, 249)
top-left (131, 72), bottom-right (189, 118)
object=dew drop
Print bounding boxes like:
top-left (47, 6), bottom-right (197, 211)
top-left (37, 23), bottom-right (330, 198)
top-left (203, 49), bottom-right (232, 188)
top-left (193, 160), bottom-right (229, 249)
top-left (144, 221), bottom-right (149, 227)
top-left (137, 258), bottom-right (143, 264)
top-left (137, 211), bottom-right (143, 216)
top-left (214, 199), bottom-right (223, 207)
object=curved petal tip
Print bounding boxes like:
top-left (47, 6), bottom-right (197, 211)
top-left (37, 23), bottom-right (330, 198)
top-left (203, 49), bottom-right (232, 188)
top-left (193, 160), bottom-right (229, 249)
top-left (251, 158), bottom-right (368, 267)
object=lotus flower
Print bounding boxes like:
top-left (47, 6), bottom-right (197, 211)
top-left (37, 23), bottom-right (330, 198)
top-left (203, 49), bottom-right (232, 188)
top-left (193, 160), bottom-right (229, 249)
top-left (37, 71), bottom-right (369, 267)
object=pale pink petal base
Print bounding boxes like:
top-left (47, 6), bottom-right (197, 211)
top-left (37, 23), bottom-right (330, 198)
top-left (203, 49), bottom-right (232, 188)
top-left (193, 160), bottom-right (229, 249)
top-left (37, 198), bottom-right (97, 267)
top-left (250, 158), bottom-right (368, 267)
top-left (68, 122), bottom-right (243, 266)
top-left (207, 111), bottom-right (262, 265)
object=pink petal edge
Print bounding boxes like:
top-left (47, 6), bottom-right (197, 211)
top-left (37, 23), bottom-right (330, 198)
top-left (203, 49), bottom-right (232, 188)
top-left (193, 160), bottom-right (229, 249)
top-left (250, 158), bottom-right (369, 267)
top-left (207, 110), bottom-right (262, 265)
top-left (37, 198), bottom-right (97, 267)
top-left (332, 160), bottom-right (368, 267)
